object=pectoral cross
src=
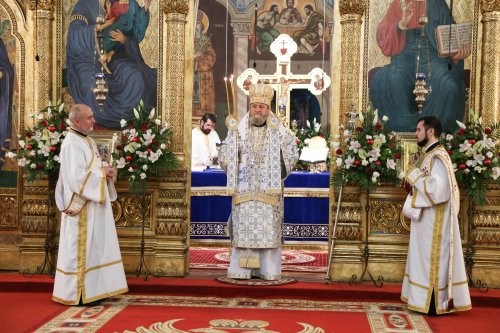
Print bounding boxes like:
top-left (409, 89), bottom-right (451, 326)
top-left (236, 34), bottom-right (331, 128)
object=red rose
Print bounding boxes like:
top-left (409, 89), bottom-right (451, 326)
top-left (367, 139), bottom-right (374, 145)
top-left (296, 139), bottom-right (301, 145)
top-left (459, 164), bottom-right (466, 170)
top-left (336, 148), bottom-right (343, 155)
top-left (141, 124), bottom-right (148, 131)
top-left (128, 123), bottom-right (133, 129)
top-left (375, 123), bottom-right (382, 131)
top-left (152, 139), bottom-right (157, 145)
top-left (356, 126), bottom-right (363, 132)
top-left (40, 120), bottom-right (48, 128)
top-left (59, 123), bottom-right (66, 130)
top-left (375, 161), bottom-right (381, 165)
top-left (125, 155), bottom-right (133, 162)
top-left (485, 127), bottom-right (492, 135)
top-left (354, 160), bottom-right (361, 166)
top-left (116, 145), bottom-right (122, 151)
top-left (484, 159), bottom-right (492, 166)
top-left (365, 168), bottom-right (374, 175)
top-left (25, 132), bottom-right (32, 138)
top-left (48, 125), bottom-right (56, 132)
top-left (36, 162), bottom-right (44, 169)
top-left (457, 129), bottom-right (466, 135)
top-left (25, 145), bottom-right (33, 150)
top-left (447, 150), bottom-right (453, 155)
top-left (319, 133), bottom-right (324, 138)
top-left (468, 139), bottom-right (476, 145)
top-left (131, 165), bottom-right (137, 170)
top-left (394, 152), bottom-right (401, 159)
top-left (132, 137), bottom-right (140, 143)
top-left (147, 148), bottom-right (152, 153)
top-left (49, 146), bottom-right (56, 152)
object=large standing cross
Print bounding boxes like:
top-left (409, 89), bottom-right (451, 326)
top-left (236, 34), bottom-right (331, 128)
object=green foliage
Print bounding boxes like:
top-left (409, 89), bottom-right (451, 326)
top-left (112, 100), bottom-right (179, 194)
top-left (331, 105), bottom-right (403, 192)
top-left (5, 101), bottom-right (68, 182)
top-left (441, 111), bottom-right (500, 205)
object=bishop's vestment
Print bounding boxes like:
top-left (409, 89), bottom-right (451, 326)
top-left (53, 129), bottom-right (128, 305)
top-left (402, 143), bottom-right (471, 314)
top-left (219, 113), bottom-right (298, 280)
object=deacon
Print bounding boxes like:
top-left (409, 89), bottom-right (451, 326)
top-left (53, 104), bottom-right (128, 305)
top-left (191, 113), bottom-right (221, 168)
top-left (402, 116), bottom-right (471, 315)
top-left (219, 82), bottom-right (298, 280)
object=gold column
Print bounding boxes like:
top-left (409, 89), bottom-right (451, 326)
top-left (338, 0), bottom-right (366, 126)
top-left (479, 0), bottom-right (500, 124)
top-left (28, 0), bottom-right (55, 112)
top-left (161, 0), bottom-right (189, 154)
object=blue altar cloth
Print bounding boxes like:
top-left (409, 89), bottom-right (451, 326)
top-left (190, 170), bottom-right (330, 242)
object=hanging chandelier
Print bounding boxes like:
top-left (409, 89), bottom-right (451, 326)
top-left (93, 15), bottom-right (108, 109)
top-left (413, 0), bottom-right (431, 113)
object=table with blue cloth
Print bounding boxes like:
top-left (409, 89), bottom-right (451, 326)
top-left (190, 170), bottom-right (330, 243)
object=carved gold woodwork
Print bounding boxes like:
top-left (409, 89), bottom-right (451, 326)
top-left (371, 200), bottom-right (409, 234)
top-left (338, 1), bottom-right (365, 126)
top-left (28, 0), bottom-right (55, 11)
top-left (480, 0), bottom-right (500, 12)
top-left (479, 2), bottom-right (500, 124)
top-left (0, 193), bottom-right (18, 230)
top-left (161, 0), bottom-right (189, 153)
top-left (338, 0), bottom-right (367, 16)
top-left (161, 0), bottom-right (189, 16)
top-left (30, 6), bottom-right (54, 113)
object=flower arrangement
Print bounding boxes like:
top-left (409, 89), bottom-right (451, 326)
top-left (441, 111), bottom-right (500, 205)
top-left (294, 118), bottom-right (331, 170)
top-left (5, 101), bottom-right (68, 182)
top-left (331, 106), bottom-right (403, 192)
top-left (113, 100), bottom-right (178, 194)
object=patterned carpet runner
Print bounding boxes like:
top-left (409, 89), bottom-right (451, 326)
top-left (189, 247), bottom-right (328, 272)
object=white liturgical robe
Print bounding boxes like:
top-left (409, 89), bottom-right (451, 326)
top-left (402, 144), bottom-right (471, 314)
top-left (53, 129), bottom-right (128, 305)
top-left (191, 127), bottom-right (221, 167)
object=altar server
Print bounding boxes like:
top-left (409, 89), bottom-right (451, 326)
top-left (402, 116), bottom-right (471, 315)
top-left (53, 104), bottom-right (128, 305)
top-left (192, 113), bottom-right (221, 168)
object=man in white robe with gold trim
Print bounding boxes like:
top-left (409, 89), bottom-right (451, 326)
top-left (53, 104), bottom-right (128, 305)
top-left (219, 83), bottom-right (298, 280)
top-left (402, 116), bottom-right (471, 315)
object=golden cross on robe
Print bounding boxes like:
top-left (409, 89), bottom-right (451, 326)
top-left (236, 34), bottom-right (331, 128)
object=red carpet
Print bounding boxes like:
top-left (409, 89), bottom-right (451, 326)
top-left (189, 247), bottom-right (328, 272)
top-left (0, 273), bottom-right (499, 332)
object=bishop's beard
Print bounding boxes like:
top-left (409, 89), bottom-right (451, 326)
top-left (250, 114), bottom-right (267, 126)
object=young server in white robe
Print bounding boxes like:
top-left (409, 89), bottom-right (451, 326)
top-left (402, 116), bottom-right (471, 315)
top-left (53, 104), bottom-right (128, 305)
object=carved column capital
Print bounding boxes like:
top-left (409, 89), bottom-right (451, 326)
top-left (28, 0), bottom-right (55, 11)
top-left (231, 21), bottom-right (252, 35)
top-left (480, 0), bottom-right (500, 13)
top-left (161, 0), bottom-right (189, 16)
top-left (338, 0), bottom-right (367, 16)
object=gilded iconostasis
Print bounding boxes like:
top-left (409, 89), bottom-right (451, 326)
top-left (0, 0), bottom-right (499, 283)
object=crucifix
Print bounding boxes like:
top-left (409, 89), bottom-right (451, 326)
top-left (236, 34), bottom-right (331, 128)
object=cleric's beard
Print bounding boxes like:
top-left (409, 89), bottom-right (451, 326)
top-left (201, 127), bottom-right (211, 135)
top-left (417, 135), bottom-right (428, 147)
top-left (250, 114), bottom-right (266, 126)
